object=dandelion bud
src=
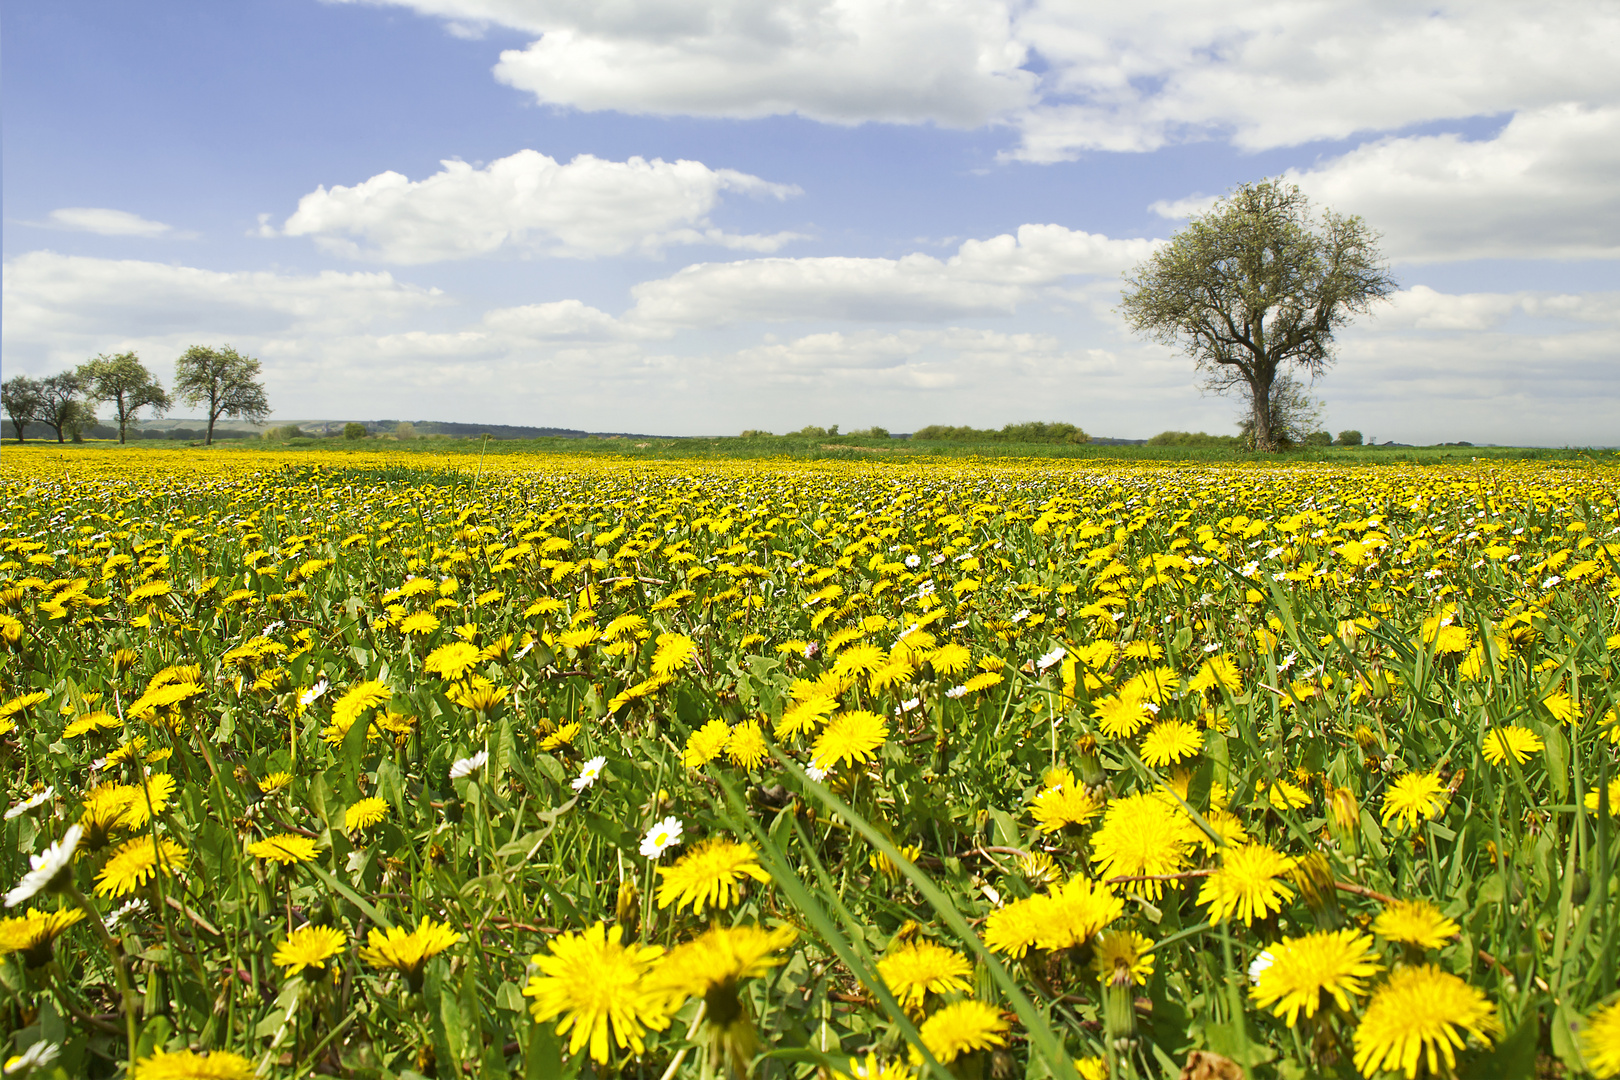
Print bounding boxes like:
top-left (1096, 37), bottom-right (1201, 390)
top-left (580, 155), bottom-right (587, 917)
top-left (615, 876), bottom-right (640, 935)
top-left (1289, 851), bottom-right (1342, 928)
top-left (1326, 785), bottom-right (1360, 857)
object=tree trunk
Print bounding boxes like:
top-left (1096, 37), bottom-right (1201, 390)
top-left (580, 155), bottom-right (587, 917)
top-left (1251, 379), bottom-right (1275, 452)
top-left (205, 415), bottom-right (216, 446)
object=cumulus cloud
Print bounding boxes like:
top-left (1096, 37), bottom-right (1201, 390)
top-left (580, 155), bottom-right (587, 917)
top-left (274, 150), bottom-right (804, 263)
top-left (1149, 106), bottom-right (1620, 262)
top-left (1, 251), bottom-right (447, 373)
top-left (39, 208), bottom-right (175, 238)
top-left (328, 0), bottom-right (1619, 160)
top-left (327, 0), bottom-right (1035, 127)
top-left (626, 224), bottom-right (1160, 327)
top-left (1284, 105), bottom-right (1620, 262)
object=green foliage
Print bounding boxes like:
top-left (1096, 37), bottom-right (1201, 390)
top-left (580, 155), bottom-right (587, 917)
top-left (173, 345), bottom-right (271, 446)
top-left (912, 421), bottom-right (1089, 444)
top-left (1337, 430), bottom-right (1364, 447)
top-left (1146, 431), bottom-right (1242, 448)
top-left (78, 351), bottom-right (172, 445)
top-left (343, 423), bottom-right (367, 440)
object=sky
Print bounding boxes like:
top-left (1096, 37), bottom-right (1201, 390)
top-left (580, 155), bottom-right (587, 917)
top-left (4, 0), bottom-right (1618, 444)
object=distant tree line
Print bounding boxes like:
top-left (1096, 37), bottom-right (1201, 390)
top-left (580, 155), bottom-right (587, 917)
top-left (911, 421), bottom-right (1090, 444)
top-left (3, 346), bottom-right (270, 445)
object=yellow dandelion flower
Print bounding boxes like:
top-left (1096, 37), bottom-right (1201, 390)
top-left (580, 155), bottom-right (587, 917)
top-left (1480, 726), bottom-right (1543, 767)
top-left (360, 916), bottom-right (462, 992)
top-left (912, 1000), bottom-right (1007, 1065)
top-left (682, 719), bottom-right (732, 768)
top-left (257, 771), bottom-right (293, 794)
top-left (1093, 693), bottom-right (1151, 739)
top-left (398, 611), bottom-right (440, 636)
top-left (1030, 781), bottom-right (1102, 833)
top-left (94, 837), bottom-right (189, 898)
top-left (523, 921), bottom-right (670, 1063)
top-left (1094, 929), bottom-right (1156, 988)
top-left (834, 1052), bottom-right (913, 1080)
top-left (422, 641), bottom-right (480, 680)
top-left (651, 633), bottom-right (699, 676)
top-left (540, 720), bottom-right (582, 750)
top-left (1031, 875), bottom-right (1125, 951)
top-left (776, 693), bottom-right (836, 740)
top-left (983, 895), bottom-right (1045, 959)
top-left (1352, 965), bottom-right (1497, 1079)
top-left (1250, 929), bottom-right (1382, 1026)
top-left (1582, 999), bottom-right (1620, 1079)
top-left (959, 671), bottom-right (1004, 694)
top-left (344, 797), bottom-right (389, 833)
top-left (1586, 778), bottom-right (1620, 816)
top-left (1381, 771), bottom-right (1448, 831)
top-left (927, 642), bottom-right (972, 676)
top-left (63, 711), bottom-right (120, 738)
top-left (1372, 899), bottom-right (1460, 951)
top-left (811, 710), bottom-right (888, 770)
top-left (1542, 690), bottom-right (1579, 724)
top-left (1140, 719), bottom-right (1203, 767)
top-left (1265, 777), bottom-right (1312, 811)
top-left (0, 906), bottom-right (87, 968)
top-left (655, 837), bottom-right (770, 915)
top-left (877, 939), bottom-right (972, 1011)
top-left (725, 720), bottom-right (770, 769)
top-left (247, 833), bottom-right (319, 865)
top-left (1090, 792), bottom-right (1199, 896)
top-left (329, 680), bottom-right (391, 733)
top-left (129, 1048), bottom-right (255, 1079)
top-left (273, 924), bottom-right (347, 979)
top-left (1198, 843), bottom-right (1295, 925)
top-left (646, 923), bottom-right (797, 1004)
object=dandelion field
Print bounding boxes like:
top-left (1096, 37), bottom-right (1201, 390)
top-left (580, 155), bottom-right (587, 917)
top-left (3, 446), bottom-right (1620, 1080)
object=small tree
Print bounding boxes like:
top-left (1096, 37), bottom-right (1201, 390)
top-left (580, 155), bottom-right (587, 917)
top-left (173, 345), bottom-right (271, 446)
top-left (35, 373), bottom-right (95, 444)
top-left (395, 421), bottom-right (416, 440)
top-left (2, 376), bottom-right (42, 442)
top-left (1120, 179), bottom-right (1396, 451)
top-left (343, 422), bottom-right (367, 440)
top-left (78, 352), bottom-right (172, 444)
top-left (1337, 430), bottom-right (1363, 446)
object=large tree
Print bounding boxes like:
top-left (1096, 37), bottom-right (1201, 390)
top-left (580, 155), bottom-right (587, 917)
top-left (78, 352), bottom-right (172, 444)
top-left (2, 376), bottom-right (43, 442)
top-left (1119, 179), bottom-right (1396, 451)
top-left (35, 373), bottom-right (97, 444)
top-left (173, 344), bottom-right (271, 445)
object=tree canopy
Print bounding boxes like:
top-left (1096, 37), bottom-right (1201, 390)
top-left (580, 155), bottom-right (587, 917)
top-left (2, 376), bottom-right (43, 443)
top-left (1119, 179), bottom-right (1396, 451)
top-left (173, 345), bottom-right (271, 445)
top-left (78, 352), bottom-right (172, 445)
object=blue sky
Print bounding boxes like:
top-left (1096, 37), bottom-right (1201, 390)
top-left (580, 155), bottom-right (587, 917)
top-left (5, 0), bottom-right (1618, 442)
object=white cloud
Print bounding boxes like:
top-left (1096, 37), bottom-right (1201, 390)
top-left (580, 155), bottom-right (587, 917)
top-left (327, 0), bottom-right (1035, 127)
top-left (627, 224), bottom-right (1160, 327)
top-left (1, 251), bottom-right (447, 372)
top-left (1280, 104), bottom-right (1620, 262)
top-left (1009, 0), bottom-right (1620, 159)
top-left (40, 208), bottom-right (175, 238)
top-left (329, 1), bottom-right (1620, 161)
top-left (275, 150), bottom-right (804, 263)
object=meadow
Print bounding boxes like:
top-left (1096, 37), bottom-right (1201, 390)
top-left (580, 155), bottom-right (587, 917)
top-left (2, 446), bottom-right (1619, 1080)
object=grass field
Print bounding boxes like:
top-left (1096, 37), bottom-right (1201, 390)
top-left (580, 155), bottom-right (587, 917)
top-left (3, 445), bottom-right (1620, 1079)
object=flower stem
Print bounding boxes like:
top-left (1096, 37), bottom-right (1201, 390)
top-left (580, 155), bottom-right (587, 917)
top-left (66, 884), bottom-right (141, 1068)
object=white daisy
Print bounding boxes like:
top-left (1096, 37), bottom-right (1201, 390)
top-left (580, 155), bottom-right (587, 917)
top-left (1037, 646), bottom-right (1066, 672)
top-left (1248, 949), bottom-right (1274, 985)
top-left (638, 816), bottom-right (683, 859)
top-left (449, 750), bottom-right (489, 780)
top-left (4, 787), bottom-right (54, 821)
top-left (571, 756), bottom-right (606, 791)
top-left (3, 1041), bottom-right (60, 1077)
top-left (5, 824), bottom-right (82, 908)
